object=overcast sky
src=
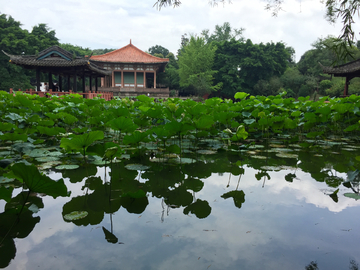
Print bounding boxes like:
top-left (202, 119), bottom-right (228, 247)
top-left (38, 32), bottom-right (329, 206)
top-left (1, 0), bottom-right (356, 62)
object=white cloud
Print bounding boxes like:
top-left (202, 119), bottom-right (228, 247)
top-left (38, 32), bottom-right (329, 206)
top-left (1, 0), bottom-right (355, 61)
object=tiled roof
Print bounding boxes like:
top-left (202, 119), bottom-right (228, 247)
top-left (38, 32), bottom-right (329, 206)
top-left (90, 42), bottom-right (169, 64)
top-left (2, 48), bottom-right (111, 76)
top-left (320, 59), bottom-right (360, 75)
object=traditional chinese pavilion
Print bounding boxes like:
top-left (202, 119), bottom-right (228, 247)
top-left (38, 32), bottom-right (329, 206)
top-left (3, 46), bottom-right (110, 92)
top-left (90, 40), bottom-right (169, 97)
top-left (320, 59), bottom-right (360, 96)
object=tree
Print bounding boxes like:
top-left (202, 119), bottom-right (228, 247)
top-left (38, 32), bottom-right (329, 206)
top-left (0, 14), bottom-right (32, 90)
top-left (201, 22), bottom-right (245, 44)
top-left (178, 36), bottom-right (221, 96)
top-left (154, 0), bottom-right (360, 61)
top-left (59, 43), bottom-right (93, 57)
top-left (148, 45), bottom-right (169, 58)
top-left (27, 23), bottom-right (59, 54)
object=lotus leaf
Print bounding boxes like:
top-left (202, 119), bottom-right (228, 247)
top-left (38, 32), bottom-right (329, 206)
top-left (344, 193), bottom-right (360, 200)
top-left (55, 165), bottom-right (80, 170)
top-left (125, 164), bottom-right (150, 171)
top-left (63, 211), bottom-right (89, 221)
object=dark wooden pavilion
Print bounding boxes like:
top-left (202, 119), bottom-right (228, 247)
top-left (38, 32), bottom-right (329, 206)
top-left (3, 45), bottom-right (111, 92)
top-left (320, 59), bottom-right (360, 96)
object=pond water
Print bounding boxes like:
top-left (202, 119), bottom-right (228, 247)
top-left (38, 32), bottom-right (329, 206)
top-left (2, 139), bottom-right (360, 270)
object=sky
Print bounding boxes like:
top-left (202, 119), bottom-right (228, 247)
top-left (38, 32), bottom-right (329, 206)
top-left (0, 0), bottom-right (356, 62)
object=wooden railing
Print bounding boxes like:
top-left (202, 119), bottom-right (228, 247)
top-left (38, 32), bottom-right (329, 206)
top-left (9, 89), bottom-right (113, 101)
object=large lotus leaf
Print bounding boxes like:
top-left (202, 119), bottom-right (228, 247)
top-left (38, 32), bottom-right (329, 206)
top-left (12, 142), bottom-right (35, 154)
top-left (194, 115), bottom-right (214, 130)
top-left (123, 130), bottom-right (150, 145)
top-left (182, 162), bottom-right (212, 179)
top-left (62, 195), bottom-right (104, 226)
top-left (0, 236), bottom-right (16, 268)
top-left (0, 132), bottom-right (27, 142)
top-left (0, 186), bottom-right (13, 202)
top-left (37, 126), bottom-right (65, 136)
top-left (184, 178), bottom-right (204, 192)
top-left (0, 122), bottom-right (16, 132)
top-left (234, 92), bottom-right (249, 100)
top-left (60, 131), bottom-right (104, 152)
top-left (221, 190), bottom-right (245, 208)
top-left (107, 117), bottom-right (137, 133)
top-left (5, 191), bottom-right (44, 213)
top-left (61, 165), bottom-right (97, 183)
top-left (102, 226), bottom-right (118, 244)
top-left (87, 186), bottom-right (122, 214)
top-left (165, 187), bottom-right (193, 207)
top-left (183, 199), bottom-right (211, 219)
top-left (82, 176), bottom-right (103, 191)
top-left (120, 196), bottom-right (148, 214)
top-left (231, 125), bottom-right (248, 141)
top-left (165, 121), bottom-right (194, 135)
top-left (87, 142), bottom-right (121, 157)
top-left (0, 208), bottom-right (40, 239)
top-left (11, 163), bottom-right (69, 198)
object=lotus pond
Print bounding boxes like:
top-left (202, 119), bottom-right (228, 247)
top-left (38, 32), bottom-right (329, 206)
top-left (2, 92), bottom-right (360, 269)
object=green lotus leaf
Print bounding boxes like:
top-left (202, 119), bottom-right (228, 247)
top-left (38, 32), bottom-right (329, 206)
top-left (221, 190), bottom-right (245, 208)
top-left (11, 163), bottom-right (69, 198)
top-left (183, 199), bottom-right (211, 219)
top-left (125, 164), bottom-right (150, 171)
top-left (35, 156), bottom-right (60, 163)
top-left (55, 165), bottom-right (80, 170)
top-left (63, 211), bottom-right (89, 221)
top-left (276, 153), bottom-right (298, 159)
top-left (196, 149), bottom-right (217, 155)
top-left (344, 193), bottom-right (360, 200)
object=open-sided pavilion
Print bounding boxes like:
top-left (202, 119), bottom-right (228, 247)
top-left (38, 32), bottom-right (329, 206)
top-left (320, 59), bottom-right (360, 96)
top-left (3, 45), bottom-right (111, 93)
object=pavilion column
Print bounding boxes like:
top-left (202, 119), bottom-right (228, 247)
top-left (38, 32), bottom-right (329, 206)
top-left (95, 77), bottom-right (98, 93)
top-left (144, 71), bottom-right (146, 88)
top-left (101, 77), bottom-right (104, 87)
top-left (121, 71), bottom-right (124, 89)
top-left (134, 71), bottom-right (137, 89)
top-left (48, 73), bottom-right (53, 91)
top-left (59, 75), bottom-right (63, 92)
top-left (36, 68), bottom-right (40, 91)
top-left (112, 71), bottom-right (115, 87)
top-left (82, 74), bottom-right (86, 92)
top-left (67, 75), bottom-right (71, 91)
top-left (344, 77), bottom-right (349, 96)
top-left (73, 72), bottom-right (77, 92)
top-left (154, 71), bottom-right (156, 89)
top-left (89, 76), bottom-right (92, 92)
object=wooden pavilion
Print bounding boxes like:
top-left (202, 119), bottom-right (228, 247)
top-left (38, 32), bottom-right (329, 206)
top-left (3, 45), bottom-right (111, 93)
top-left (90, 40), bottom-right (170, 97)
top-left (320, 59), bottom-right (360, 96)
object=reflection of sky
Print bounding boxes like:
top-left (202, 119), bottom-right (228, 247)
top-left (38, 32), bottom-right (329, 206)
top-left (4, 165), bottom-right (360, 270)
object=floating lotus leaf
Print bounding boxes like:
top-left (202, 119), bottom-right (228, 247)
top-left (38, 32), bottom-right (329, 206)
top-left (196, 149), bottom-right (217, 155)
top-left (47, 151), bottom-right (64, 157)
top-left (248, 145), bottom-right (265, 149)
top-left (125, 164), bottom-right (150, 171)
top-left (344, 193), bottom-right (360, 200)
top-left (149, 157), bottom-right (169, 163)
top-left (0, 176), bottom-right (15, 184)
top-left (119, 154), bottom-right (130, 160)
top-left (38, 161), bottom-right (62, 170)
top-left (269, 144), bottom-right (286, 148)
top-left (289, 144), bottom-right (302, 148)
top-left (276, 153), bottom-right (298, 159)
top-left (246, 151), bottom-right (257, 155)
top-left (26, 149), bottom-right (51, 158)
top-left (251, 155), bottom-right (267, 159)
top-left (0, 151), bottom-right (11, 157)
top-left (169, 158), bottom-right (196, 164)
top-left (63, 211), bottom-right (88, 221)
top-left (342, 148), bottom-right (357, 151)
top-left (35, 156), bottom-right (60, 163)
top-left (268, 148), bottom-right (293, 152)
top-left (55, 165), bottom-right (80, 170)
top-left (260, 166), bottom-right (282, 171)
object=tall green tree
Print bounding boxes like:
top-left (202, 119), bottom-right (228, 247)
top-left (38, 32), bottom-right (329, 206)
top-left (178, 36), bottom-right (221, 96)
top-left (0, 14), bottom-right (32, 90)
top-left (148, 45), bottom-right (170, 58)
top-left (201, 22), bottom-right (245, 44)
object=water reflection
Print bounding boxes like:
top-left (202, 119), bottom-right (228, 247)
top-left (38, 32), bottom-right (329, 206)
top-left (2, 142), bottom-right (360, 269)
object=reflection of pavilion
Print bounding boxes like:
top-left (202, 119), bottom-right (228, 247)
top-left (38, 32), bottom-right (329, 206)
top-left (90, 40), bottom-right (169, 98)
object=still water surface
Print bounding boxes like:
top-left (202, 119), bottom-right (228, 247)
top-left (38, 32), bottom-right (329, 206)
top-left (2, 142), bottom-right (360, 270)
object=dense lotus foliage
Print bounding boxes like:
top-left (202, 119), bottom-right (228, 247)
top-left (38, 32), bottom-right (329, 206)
top-left (2, 90), bottom-right (360, 268)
